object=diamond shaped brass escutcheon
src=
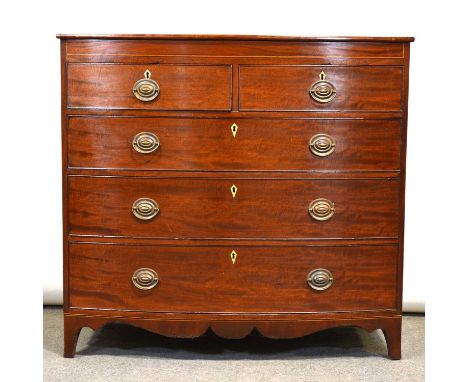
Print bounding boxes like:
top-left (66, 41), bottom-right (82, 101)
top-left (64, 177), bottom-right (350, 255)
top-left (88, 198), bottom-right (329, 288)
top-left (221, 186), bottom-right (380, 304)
top-left (144, 69), bottom-right (151, 79)
top-left (230, 250), bottom-right (238, 264)
top-left (230, 123), bottom-right (238, 138)
top-left (319, 71), bottom-right (326, 80)
top-left (230, 184), bottom-right (238, 198)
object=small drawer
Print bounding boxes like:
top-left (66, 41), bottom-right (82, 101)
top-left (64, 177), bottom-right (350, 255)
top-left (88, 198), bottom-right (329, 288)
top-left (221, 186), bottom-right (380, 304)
top-left (68, 177), bottom-right (400, 239)
top-left (67, 64), bottom-right (232, 110)
top-left (239, 65), bottom-right (403, 111)
top-left (69, 242), bottom-right (398, 313)
top-left (68, 117), bottom-right (401, 172)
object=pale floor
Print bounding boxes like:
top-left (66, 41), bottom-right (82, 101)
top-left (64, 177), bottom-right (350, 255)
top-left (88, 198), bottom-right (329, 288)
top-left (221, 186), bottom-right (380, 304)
top-left (43, 307), bottom-right (424, 382)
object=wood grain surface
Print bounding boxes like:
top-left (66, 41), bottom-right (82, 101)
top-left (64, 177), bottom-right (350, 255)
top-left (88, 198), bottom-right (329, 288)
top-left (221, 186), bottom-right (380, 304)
top-left (68, 242), bottom-right (398, 313)
top-left (67, 64), bottom-right (232, 110)
top-left (68, 177), bottom-right (400, 239)
top-left (68, 117), bottom-right (401, 172)
top-left (239, 66), bottom-right (403, 111)
top-left (57, 34), bottom-right (414, 42)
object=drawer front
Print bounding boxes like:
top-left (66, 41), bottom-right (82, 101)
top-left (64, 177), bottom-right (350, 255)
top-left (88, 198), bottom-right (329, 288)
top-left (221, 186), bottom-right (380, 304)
top-left (66, 39), bottom-right (405, 60)
top-left (68, 177), bottom-right (399, 239)
top-left (239, 66), bottom-right (403, 111)
top-left (69, 243), bottom-right (398, 313)
top-left (68, 117), bottom-right (401, 172)
top-left (67, 64), bottom-right (232, 110)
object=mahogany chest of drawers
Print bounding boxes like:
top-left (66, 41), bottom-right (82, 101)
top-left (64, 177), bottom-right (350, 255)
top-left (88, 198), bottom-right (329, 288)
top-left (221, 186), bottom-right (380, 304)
top-left (58, 34), bottom-right (413, 359)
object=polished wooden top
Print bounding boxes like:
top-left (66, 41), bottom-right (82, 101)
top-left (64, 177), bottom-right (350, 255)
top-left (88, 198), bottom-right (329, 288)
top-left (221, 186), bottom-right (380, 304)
top-left (56, 34), bottom-right (415, 42)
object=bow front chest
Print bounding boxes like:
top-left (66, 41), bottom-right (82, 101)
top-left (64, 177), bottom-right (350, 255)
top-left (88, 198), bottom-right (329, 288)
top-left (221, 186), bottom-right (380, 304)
top-left (58, 34), bottom-right (413, 358)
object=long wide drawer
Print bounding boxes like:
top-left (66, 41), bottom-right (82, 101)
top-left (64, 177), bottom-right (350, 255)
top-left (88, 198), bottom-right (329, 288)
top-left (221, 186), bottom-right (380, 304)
top-left (68, 117), bottom-right (401, 172)
top-left (239, 65), bottom-right (403, 111)
top-left (68, 177), bottom-right (399, 239)
top-left (69, 242), bottom-right (398, 313)
top-left (67, 64), bottom-right (232, 110)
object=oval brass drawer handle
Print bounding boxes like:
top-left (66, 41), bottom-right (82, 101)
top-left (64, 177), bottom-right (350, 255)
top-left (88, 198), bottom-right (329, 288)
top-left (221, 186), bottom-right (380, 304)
top-left (309, 71), bottom-right (336, 103)
top-left (133, 69), bottom-right (160, 102)
top-left (307, 268), bottom-right (333, 291)
top-left (133, 132), bottom-right (160, 154)
top-left (309, 134), bottom-right (336, 157)
top-left (308, 198), bottom-right (335, 221)
top-left (132, 268), bottom-right (159, 290)
top-left (132, 198), bottom-right (159, 220)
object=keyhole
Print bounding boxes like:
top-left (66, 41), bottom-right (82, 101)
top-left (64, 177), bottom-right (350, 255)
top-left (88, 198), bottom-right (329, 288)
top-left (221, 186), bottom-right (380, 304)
top-left (144, 69), bottom-right (151, 79)
top-left (230, 250), bottom-right (237, 264)
top-left (230, 123), bottom-right (238, 138)
top-left (319, 71), bottom-right (326, 80)
top-left (231, 185), bottom-right (238, 198)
